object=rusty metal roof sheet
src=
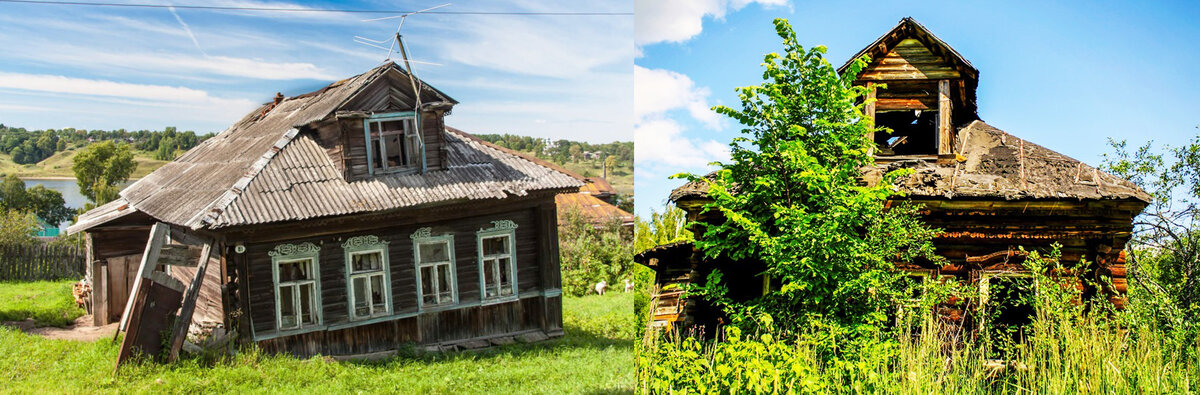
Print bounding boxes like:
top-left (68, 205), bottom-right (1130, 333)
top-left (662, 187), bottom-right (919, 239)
top-left (77, 63), bottom-right (580, 230)
top-left (670, 121), bottom-right (1151, 204)
top-left (555, 192), bottom-right (632, 226)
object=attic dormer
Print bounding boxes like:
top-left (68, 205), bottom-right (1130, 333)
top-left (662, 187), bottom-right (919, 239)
top-left (839, 18), bottom-right (979, 161)
top-left (307, 63), bottom-right (457, 180)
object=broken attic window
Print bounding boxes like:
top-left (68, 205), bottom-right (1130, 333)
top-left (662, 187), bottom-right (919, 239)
top-left (875, 110), bottom-right (938, 156)
top-left (367, 116), bottom-right (422, 173)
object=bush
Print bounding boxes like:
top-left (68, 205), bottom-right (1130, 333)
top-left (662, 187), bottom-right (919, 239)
top-left (558, 208), bottom-right (634, 296)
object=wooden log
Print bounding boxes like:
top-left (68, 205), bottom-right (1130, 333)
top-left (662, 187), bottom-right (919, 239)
top-left (938, 79), bottom-right (951, 155)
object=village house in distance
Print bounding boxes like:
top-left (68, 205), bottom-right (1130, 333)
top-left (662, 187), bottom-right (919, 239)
top-left (636, 18), bottom-right (1150, 333)
top-left (69, 62), bottom-right (583, 358)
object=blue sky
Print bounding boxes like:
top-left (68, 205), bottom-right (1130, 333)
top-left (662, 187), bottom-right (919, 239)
top-left (634, 0), bottom-right (1200, 217)
top-left (0, 1), bottom-right (632, 143)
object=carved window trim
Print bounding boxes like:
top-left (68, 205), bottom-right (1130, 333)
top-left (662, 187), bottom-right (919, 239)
top-left (342, 235), bottom-right (392, 321)
top-left (269, 242), bottom-right (323, 331)
top-left (476, 220), bottom-right (519, 302)
top-left (411, 227), bottom-right (457, 309)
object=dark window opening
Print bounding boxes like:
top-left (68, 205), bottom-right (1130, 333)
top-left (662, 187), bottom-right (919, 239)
top-left (875, 110), bottom-right (938, 156)
top-left (981, 275), bottom-right (1035, 359)
top-left (367, 117), bottom-right (421, 173)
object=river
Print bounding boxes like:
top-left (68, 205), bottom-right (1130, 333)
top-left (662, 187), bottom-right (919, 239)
top-left (23, 178), bottom-right (130, 230)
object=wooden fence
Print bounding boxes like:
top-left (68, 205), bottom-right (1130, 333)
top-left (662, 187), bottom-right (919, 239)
top-left (0, 242), bottom-right (86, 281)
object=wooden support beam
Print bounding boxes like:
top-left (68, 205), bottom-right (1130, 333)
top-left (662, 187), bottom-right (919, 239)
top-left (865, 82), bottom-right (876, 156)
top-left (117, 222), bottom-right (168, 334)
top-left (168, 240), bottom-right (213, 363)
top-left (938, 79), bottom-right (952, 155)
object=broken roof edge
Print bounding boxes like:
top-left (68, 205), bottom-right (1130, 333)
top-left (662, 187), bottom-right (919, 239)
top-left (66, 198), bottom-right (138, 235)
top-left (837, 17), bottom-right (978, 77)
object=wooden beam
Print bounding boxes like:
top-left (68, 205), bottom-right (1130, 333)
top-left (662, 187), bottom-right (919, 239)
top-left (117, 222), bottom-right (168, 333)
top-left (876, 97), bottom-right (934, 111)
top-left (865, 82), bottom-right (876, 156)
top-left (938, 79), bottom-right (952, 155)
top-left (168, 239), bottom-right (213, 363)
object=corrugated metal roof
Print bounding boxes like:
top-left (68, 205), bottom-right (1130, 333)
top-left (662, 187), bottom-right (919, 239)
top-left (555, 192), bottom-right (632, 226)
top-left (76, 63), bottom-right (580, 230)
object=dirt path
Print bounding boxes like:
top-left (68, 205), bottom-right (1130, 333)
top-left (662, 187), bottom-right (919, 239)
top-left (3, 315), bottom-right (117, 341)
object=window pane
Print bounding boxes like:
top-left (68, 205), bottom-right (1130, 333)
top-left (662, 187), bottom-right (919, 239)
top-left (371, 274), bottom-right (386, 312)
top-left (371, 138), bottom-right (383, 169)
top-left (498, 257), bottom-right (512, 295)
top-left (279, 259), bottom-right (312, 282)
top-left (419, 242), bottom-right (449, 263)
top-left (353, 252), bottom-right (382, 272)
top-left (483, 258), bottom-right (497, 298)
top-left (421, 265), bottom-right (435, 304)
top-left (353, 277), bottom-right (369, 317)
top-left (279, 285), bottom-right (296, 327)
top-left (437, 264), bottom-right (453, 303)
top-left (299, 283), bottom-right (314, 325)
top-left (385, 134), bottom-right (404, 167)
top-left (483, 236), bottom-right (509, 256)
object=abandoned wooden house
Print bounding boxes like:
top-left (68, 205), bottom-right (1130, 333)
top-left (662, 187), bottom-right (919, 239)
top-left (68, 62), bottom-right (582, 358)
top-left (555, 177), bottom-right (634, 230)
top-left (634, 18), bottom-right (1151, 333)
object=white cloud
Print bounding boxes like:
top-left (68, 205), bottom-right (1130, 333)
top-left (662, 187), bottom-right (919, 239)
top-left (635, 118), bottom-right (729, 169)
top-left (634, 65), bottom-right (720, 128)
top-left (437, 14), bottom-right (632, 79)
top-left (0, 72), bottom-right (255, 112)
top-left (635, 0), bottom-right (787, 46)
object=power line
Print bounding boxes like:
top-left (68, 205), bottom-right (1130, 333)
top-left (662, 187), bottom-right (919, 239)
top-left (0, 0), bottom-right (632, 15)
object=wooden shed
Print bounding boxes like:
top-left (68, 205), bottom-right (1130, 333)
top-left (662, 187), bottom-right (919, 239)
top-left (635, 18), bottom-right (1151, 332)
top-left (70, 62), bottom-right (582, 357)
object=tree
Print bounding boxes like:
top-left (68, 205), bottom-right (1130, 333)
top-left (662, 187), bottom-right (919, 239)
top-left (1102, 132), bottom-right (1200, 344)
top-left (73, 140), bottom-right (137, 205)
top-left (682, 19), bottom-right (941, 344)
top-left (0, 209), bottom-right (39, 245)
top-left (0, 175), bottom-right (74, 226)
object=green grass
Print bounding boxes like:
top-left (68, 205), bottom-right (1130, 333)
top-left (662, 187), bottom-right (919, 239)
top-left (0, 290), bottom-right (633, 393)
top-left (0, 149), bottom-right (167, 179)
top-left (0, 280), bottom-right (85, 327)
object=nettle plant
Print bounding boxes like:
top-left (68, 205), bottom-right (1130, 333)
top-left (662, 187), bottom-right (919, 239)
top-left (680, 18), bottom-right (941, 347)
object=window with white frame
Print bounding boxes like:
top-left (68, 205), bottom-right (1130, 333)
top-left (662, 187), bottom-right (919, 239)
top-left (269, 242), bottom-right (322, 331)
top-left (343, 235), bottom-right (391, 320)
top-left (364, 113), bottom-right (422, 174)
top-left (477, 220), bottom-right (518, 300)
top-left (411, 228), bottom-right (455, 307)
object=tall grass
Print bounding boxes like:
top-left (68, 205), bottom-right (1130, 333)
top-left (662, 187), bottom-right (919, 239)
top-left (0, 280), bottom-right (84, 326)
top-left (638, 295), bottom-right (1199, 394)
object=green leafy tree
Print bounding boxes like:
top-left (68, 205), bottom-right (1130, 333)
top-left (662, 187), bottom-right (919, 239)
top-left (0, 209), bottom-right (39, 245)
top-left (1102, 131), bottom-right (1200, 345)
top-left (72, 140), bottom-right (137, 205)
top-left (681, 19), bottom-right (940, 344)
top-left (0, 175), bottom-right (73, 226)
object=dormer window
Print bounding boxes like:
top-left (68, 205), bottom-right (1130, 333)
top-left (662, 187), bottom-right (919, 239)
top-left (364, 112), bottom-right (423, 174)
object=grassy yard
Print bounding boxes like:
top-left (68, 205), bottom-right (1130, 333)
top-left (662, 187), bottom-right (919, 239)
top-left (0, 280), bottom-right (85, 326)
top-left (0, 280), bottom-right (633, 393)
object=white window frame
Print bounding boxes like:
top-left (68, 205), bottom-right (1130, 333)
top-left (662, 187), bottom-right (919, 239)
top-left (362, 112), bottom-right (424, 175)
top-left (411, 227), bottom-right (457, 309)
top-left (269, 242), bottom-right (323, 331)
top-left (343, 235), bottom-right (392, 321)
top-left (477, 220), bottom-right (519, 301)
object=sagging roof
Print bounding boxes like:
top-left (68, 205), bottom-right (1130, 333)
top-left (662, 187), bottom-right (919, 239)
top-left (580, 177), bottom-right (616, 197)
top-left (670, 121), bottom-right (1151, 204)
top-left (73, 63), bottom-right (580, 232)
top-left (633, 240), bottom-right (693, 265)
top-left (555, 192), bottom-right (633, 227)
